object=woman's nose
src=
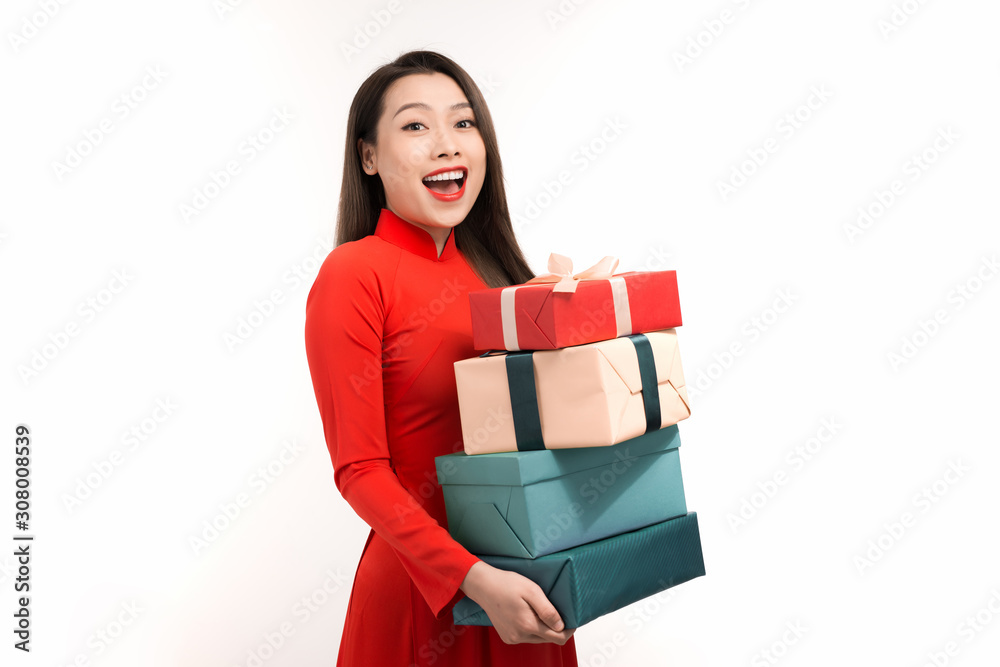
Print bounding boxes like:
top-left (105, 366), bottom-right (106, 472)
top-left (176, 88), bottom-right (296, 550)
top-left (431, 127), bottom-right (461, 158)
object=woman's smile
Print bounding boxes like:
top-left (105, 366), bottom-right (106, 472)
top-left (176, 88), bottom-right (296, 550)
top-left (422, 166), bottom-right (468, 201)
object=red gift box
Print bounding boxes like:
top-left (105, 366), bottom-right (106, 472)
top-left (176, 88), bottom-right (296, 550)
top-left (469, 253), bottom-right (682, 351)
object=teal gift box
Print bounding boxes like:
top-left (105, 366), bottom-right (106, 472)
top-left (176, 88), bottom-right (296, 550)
top-left (434, 425), bottom-right (686, 559)
top-left (453, 511), bottom-right (705, 629)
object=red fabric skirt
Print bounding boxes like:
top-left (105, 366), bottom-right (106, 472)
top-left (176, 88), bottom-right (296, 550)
top-left (337, 530), bottom-right (579, 666)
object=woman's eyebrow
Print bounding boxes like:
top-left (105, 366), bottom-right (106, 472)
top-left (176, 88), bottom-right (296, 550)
top-left (393, 101), bottom-right (472, 118)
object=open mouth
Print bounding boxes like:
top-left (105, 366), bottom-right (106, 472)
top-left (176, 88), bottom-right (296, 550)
top-left (422, 168), bottom-right (467, 199)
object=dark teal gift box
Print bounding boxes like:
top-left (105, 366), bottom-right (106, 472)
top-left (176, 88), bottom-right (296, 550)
top-left (453, 511), bottom-right (705, 629)
top-left (435, 425), bottom-right (687, 559)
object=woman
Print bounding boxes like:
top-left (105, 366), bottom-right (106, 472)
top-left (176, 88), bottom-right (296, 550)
top-left (304, 50), bottom-right (578, 666)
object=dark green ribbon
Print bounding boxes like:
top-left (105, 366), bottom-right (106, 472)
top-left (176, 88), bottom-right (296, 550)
top-left (629, 334), bottom-right (662, 434)
top-left (484, 333), bottom-right (660, 451)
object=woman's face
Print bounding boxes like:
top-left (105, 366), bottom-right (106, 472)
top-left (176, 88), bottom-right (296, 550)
top-left (360, 72), bottom-right (487, 232)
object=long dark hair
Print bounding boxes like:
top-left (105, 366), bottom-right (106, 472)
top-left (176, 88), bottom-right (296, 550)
top-left (336, 50), bottom-right (534, 288)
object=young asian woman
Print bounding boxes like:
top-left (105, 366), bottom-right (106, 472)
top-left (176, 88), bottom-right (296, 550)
top-left (304, 50), bottom-right (579, 667)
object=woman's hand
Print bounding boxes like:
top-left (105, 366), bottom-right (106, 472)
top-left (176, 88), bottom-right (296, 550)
top-left (459, 561), bottom-right (576, 645)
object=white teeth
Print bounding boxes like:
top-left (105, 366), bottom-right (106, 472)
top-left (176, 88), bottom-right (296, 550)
top-left (422, 170), bottom-right (465, 182)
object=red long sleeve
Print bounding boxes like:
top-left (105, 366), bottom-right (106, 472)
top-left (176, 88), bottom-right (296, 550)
top-left (303, 218), bottom-right (483, 618)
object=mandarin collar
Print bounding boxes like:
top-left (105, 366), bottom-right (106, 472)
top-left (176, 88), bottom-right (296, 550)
top-left (373, 208), bottom-right (458, 262)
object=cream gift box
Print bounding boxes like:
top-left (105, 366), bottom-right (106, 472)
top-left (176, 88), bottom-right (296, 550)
top-left (454, 330), bottom-right (690, 455)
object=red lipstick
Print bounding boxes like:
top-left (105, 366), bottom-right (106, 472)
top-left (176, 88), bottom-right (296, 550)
top-left (422, 166), bottom-right (467, 202)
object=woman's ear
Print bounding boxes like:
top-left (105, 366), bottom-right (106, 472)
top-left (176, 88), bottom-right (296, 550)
top-left (358, 138), bottom-right (376, 174)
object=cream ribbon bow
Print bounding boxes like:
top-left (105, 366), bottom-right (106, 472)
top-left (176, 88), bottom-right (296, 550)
top-left (523, 253), bottom-right (620, 294)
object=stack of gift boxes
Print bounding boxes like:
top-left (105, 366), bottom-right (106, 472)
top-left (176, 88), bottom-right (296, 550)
top-left (433, 254), bottom-right (706, 629)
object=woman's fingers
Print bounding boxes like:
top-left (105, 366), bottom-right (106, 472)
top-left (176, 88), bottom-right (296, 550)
top-left (521, 581), bottom-right (565, 632)
top-left (526, 624), bottom-right (576, 645)
top-left (510, 576), bottom-right (575, 644)
top-left (464, 565), bottom-right (575, 645)
top-left (500, 615), bottom-right (573, 645)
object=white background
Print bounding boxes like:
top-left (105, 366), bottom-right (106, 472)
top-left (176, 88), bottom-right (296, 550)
top-left (3, 0), bottom-right (999, 665)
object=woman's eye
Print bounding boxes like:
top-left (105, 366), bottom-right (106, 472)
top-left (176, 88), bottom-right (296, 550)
top-left (402, 119), bottom-right (476, 131)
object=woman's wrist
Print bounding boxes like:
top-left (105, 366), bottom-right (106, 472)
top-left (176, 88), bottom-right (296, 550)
top-left (459, 560), bottom-right (490, 601)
